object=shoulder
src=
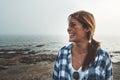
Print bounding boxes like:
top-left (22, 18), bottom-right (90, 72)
top-left (61, 43), bottom-right (72, 50)
top-left (96, 47), bottom-right (112, 65)
top-left (97, 47), bottom-right (110, 58)
top-left (57, 43), bottom-right (72, 57)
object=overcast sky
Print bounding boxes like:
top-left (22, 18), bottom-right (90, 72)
top-left (0, 0), bottom-right (120, 36)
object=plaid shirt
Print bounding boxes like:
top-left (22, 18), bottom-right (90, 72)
top-left (52, 43), bottom-right (112, 80)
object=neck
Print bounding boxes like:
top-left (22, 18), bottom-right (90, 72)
top-left (73, 40), bottom-right (89, 54)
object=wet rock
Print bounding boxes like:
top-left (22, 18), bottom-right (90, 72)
top-left (19, 54), bottom-right (56, 64)
top-left (36, 44), bottom-right (44, 47)
top-left (0, 48), bottom-right (30, 55)
top-left (19, 57), bottom-right (37, 64)
top-left (110, 55), bottom-right (113, 57)
top-left (0, 65), bottom-right (8, 70)
top-left (110, 51), bottom-right (120, 54)
top-left (0, 48), bottom-right (30, 52)
top-left (0, 53), bottom-right (16, 59)
top-left (28, 50), bottom-right (36, 54)
top-left (112, 51), bottom-right (120, 53)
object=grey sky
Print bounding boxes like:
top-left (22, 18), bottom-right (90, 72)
top-left (0, 0), bottom-right (120, 36)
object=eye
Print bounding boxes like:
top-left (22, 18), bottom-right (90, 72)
top-left (69, 22), bottom-right (76, 28)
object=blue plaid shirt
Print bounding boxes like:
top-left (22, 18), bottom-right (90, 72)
top-left (52, 43), bottom-right (112, 80)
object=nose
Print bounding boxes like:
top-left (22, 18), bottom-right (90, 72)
top-left (67, 26), bottom-right (72, 32)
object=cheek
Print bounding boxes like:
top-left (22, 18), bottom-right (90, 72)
top-left (77, 30), bottom-right (87, 37)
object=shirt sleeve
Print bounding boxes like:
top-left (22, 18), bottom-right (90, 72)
top-left (52, 51), bottom-right (60, 80)
top-left (105, 53), bottom-right (113, 80)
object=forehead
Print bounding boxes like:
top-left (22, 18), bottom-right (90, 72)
top-left (69, 18), bottom-right (83, 26)
top-left (69, 18), bottom-right (79, 23)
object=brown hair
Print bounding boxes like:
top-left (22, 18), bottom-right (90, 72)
top-left (68, 10), bottom-right (100, 71)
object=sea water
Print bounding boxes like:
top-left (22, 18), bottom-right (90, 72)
top-left (0, 35), bottom-right (120, 63)
top-left (0, 35), bottom-right (68, 54)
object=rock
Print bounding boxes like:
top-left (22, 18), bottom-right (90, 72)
top-left (19, 54), bottom-right (56, 64)
top-left (40, 72), bottom-right (52, 80)
top-left (0, 65), bottom-right (8, 70)
top-left (28, 50), bottom-right (36, 54)
top-left (36, 44), bottom-right (44, 47)
top-left (111, 51), bottom-right (120, 53)
top-left (110, 55), bottom-right (113, 57)
top-left (0, 48), bottom-right (30, 55)
top-left (19, 57), bottom-right (37, 64)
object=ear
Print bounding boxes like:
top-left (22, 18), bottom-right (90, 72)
top-left (84, 28), bottom-right (90, 32)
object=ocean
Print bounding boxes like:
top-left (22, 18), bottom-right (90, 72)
top-left (0, 35), bottom-right (68, 54)
top-left (0, 35), bottom-right (120, 63)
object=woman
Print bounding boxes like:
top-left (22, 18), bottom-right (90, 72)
top-left (52, 10), bottom-right (112, 80)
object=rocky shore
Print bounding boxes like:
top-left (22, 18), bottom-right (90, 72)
top-left (0, 53), bottom-right (56, 80)
top-left (0, 53), bottom-right (120, 80)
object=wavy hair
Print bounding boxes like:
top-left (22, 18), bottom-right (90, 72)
top-left (68, 10), bottom-right (100, 71)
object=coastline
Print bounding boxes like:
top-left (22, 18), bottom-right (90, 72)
top-left (113, 62), bottom-right (120, 80)
top-left (0, 53), bottom-right (119, 80)
top-left (0, 53), bottom-right (56, 80)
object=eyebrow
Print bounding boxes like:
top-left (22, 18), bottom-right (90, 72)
top-left (69, 21), bottom-right (76, 24)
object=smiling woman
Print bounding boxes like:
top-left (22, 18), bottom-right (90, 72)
top-left (52, 10), bottom-right (112, 80)
top-left (68, 18), bottom-right (89, 43)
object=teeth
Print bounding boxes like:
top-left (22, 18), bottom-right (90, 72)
top-left (69, 34), bottom-right (74, 36)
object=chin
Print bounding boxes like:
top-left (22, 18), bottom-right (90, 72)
top-left (69, 38), bottom-right (75, 42)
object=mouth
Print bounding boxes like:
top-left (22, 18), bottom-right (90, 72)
top-left (69, 33), bottom-right (75, 38)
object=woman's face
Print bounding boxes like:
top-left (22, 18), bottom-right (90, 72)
top-left (67, 18), bottom-right (89, 43)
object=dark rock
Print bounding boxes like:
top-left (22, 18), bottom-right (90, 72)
top-left (28, 50), bottom-right (36, 54)
top-left (0, 53), bottom-right (16, 58)
top-left (0, 65), bottom-right (8, 70)
top-left (36, 44), bottom-right (44, 47)
top-left (112, 62), bottom-right (120, 64)
top-left (19, 57), bottom-right (37, 64)
top-left (0, 48), bottom-right (30, 52)
top-left (110, 55), bottom-right (113, 57)
top-left (111, 51), bottom-right (120, 53)
top-left (19, 54), bottom-right (56, 64)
